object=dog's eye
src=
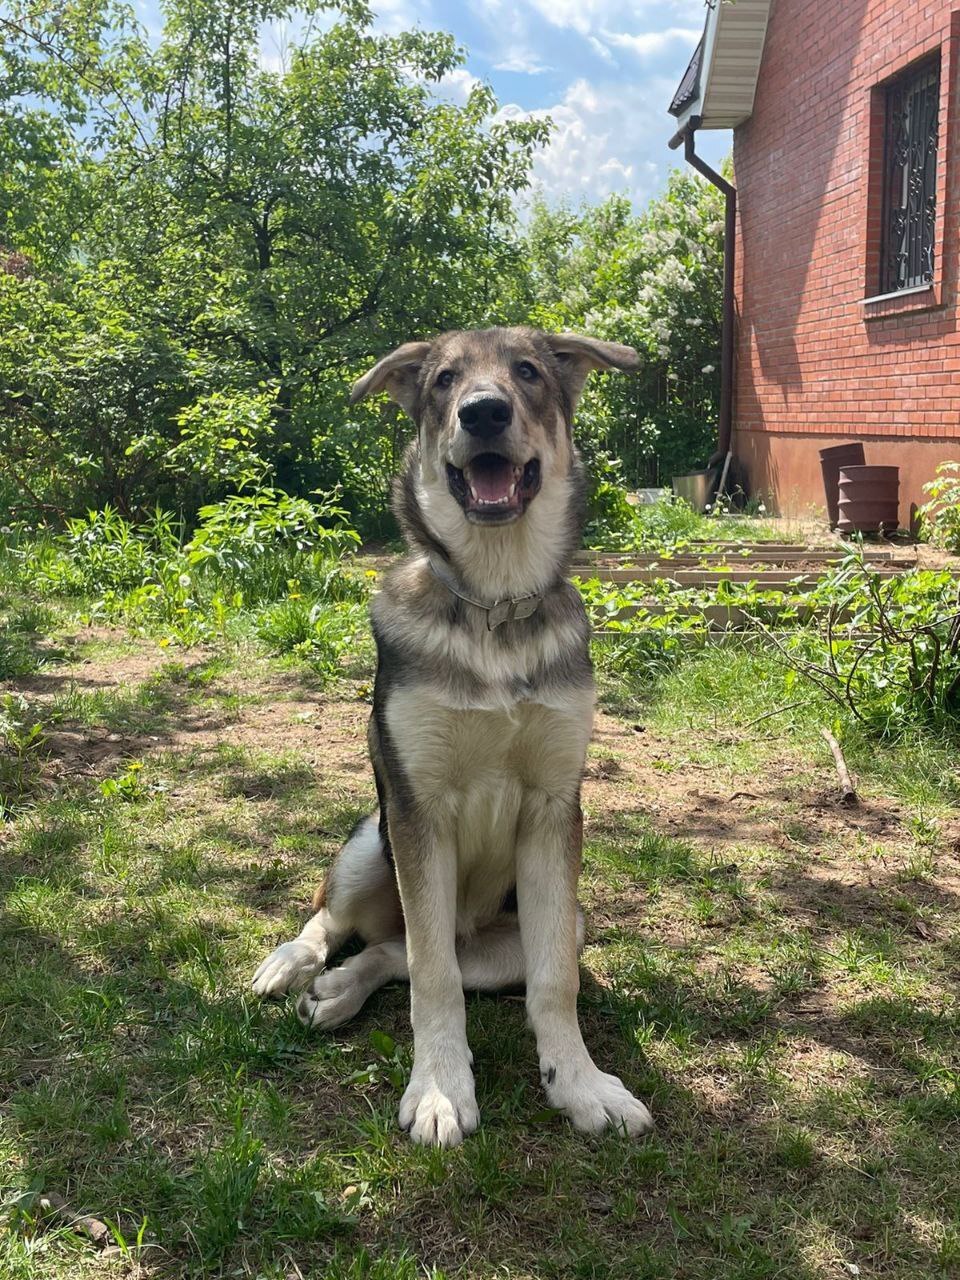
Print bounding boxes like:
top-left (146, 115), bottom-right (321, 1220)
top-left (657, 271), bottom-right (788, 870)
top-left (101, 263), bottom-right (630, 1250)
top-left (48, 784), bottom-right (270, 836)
top-left (516, 361), bottom-right (539, 381)
top-left (435, 369), bottom-right (455, 389)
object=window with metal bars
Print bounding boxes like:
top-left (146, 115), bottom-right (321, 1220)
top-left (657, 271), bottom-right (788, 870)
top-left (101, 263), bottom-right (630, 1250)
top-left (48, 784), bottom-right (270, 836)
top-left (880, 58), bottom-right (940, 293)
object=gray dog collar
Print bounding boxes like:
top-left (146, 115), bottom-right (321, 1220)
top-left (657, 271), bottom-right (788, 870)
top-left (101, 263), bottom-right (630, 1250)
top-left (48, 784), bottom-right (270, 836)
top-left (427, 557), bottom-right (544, 630)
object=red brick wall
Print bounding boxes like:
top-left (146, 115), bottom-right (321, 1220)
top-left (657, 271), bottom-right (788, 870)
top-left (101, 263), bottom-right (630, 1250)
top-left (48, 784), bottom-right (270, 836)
top-left (732, 0), bottom-right (960, 523)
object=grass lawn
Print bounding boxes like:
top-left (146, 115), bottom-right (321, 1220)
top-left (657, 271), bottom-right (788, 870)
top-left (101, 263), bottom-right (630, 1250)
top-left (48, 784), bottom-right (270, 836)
top-left (1, 584), bottom-right (959, 1279)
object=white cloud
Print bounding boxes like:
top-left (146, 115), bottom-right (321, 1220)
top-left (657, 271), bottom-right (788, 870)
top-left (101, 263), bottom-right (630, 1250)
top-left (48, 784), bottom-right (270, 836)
top-left (370, 0), bottom-right (431, 34)
top-left (467, 0), bottom-right (552, 77)
top-left (602, 27), bottom-right (701, 58)
top-left (524, 0), bottom-right (697, 36)
top-left (465, 0), bottom-right (703, 82)
top-left (587, 35), bottom-right (617, 65)
top-left (523, 0), bottom-right (616, 35)
top-left (493, 51), bottom-right (549, 74)
top-left (436, 67), bottom-right (482, 103)
top-left (497, 75), bottom-right (681, 208)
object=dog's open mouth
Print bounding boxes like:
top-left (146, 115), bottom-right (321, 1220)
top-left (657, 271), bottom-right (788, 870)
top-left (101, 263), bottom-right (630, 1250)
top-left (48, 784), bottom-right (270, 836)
top-left (446, 454), bottom-right (542, 522)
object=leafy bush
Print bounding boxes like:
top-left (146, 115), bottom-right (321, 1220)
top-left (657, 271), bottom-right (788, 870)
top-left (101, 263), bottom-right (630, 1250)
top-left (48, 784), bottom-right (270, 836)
top-left (577, 436), bottom-right (638, 542)
top-left (32, 506), bottom-right (181, 598)
top-left (521, 174), bottom-right (725, 486)
top-left (185, 489), bottom-right (362, 602)
top-left (10, 488), bottom-right (368, 672)
top-left (765, 563), bottom-right (960, 737)
top-left (0, 1), bottom-right (547, 532)
top-left (920, 461), bottom-right (960, 553)
top-left (166, 387), bottom-right (277, 498)
top-left (256, 598), bottom-right (365, 679)
top-left (590, 605), bottom-right (709, 690)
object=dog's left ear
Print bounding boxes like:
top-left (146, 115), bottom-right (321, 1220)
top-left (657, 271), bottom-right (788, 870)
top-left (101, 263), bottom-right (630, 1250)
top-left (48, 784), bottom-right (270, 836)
top-left (545, 333), bottom-right (640, 410)
top-left (351, 341), bottom-right (433, 416)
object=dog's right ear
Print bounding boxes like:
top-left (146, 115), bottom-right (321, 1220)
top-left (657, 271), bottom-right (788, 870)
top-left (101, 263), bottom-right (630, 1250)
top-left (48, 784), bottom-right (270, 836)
top-left (350, 342), bottom-right (433, 416)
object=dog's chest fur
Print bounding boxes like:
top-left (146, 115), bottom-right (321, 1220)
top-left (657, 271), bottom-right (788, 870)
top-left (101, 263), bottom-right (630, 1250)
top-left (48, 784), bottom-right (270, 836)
top-left (384, 683), bottom-right (593, 934)
top-left (372, 560), bottom-right (594, 935)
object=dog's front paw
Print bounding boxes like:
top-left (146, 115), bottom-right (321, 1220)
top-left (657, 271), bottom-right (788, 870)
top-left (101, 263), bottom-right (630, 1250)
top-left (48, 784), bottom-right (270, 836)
top-left (251, 939), bottom-right (324, 997)
top-left (542, 1059), bottom-right (653, 1137)
top-left (399, 1063), bottom-right (479, 1148)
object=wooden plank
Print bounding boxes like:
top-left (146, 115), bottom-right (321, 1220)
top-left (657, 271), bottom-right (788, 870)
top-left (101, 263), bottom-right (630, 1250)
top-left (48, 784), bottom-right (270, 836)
top-left (659, 541), bottom-right (824, 554)
top-left (574, 551), bottom-right (915, 568)
top-left (584, 567), bottom-right (931, 589)
top-left (574, 548), bottom-right (911, 565)
top-left (578, 544), bottom-right (798, 557)
top-left (594, 603), bottom-right (752, 626)
top-left (591, 602), bottom-right (861, 631)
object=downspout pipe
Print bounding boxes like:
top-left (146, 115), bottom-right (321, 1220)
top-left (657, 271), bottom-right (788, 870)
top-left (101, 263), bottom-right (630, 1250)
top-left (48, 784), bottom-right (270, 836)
top-left (668, 115), bottom-right (736, 468)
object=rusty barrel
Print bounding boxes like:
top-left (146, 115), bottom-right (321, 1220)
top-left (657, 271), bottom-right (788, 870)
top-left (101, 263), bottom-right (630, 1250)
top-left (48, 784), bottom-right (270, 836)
top-left (836, 465), bottom-right (899, 534)
top-left (819, 442), bottom-right (865, 528)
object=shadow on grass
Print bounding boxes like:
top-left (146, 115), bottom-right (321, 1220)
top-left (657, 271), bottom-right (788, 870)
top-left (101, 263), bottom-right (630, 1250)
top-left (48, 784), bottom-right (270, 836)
top-left (221, 762), bottom-right (317, 802)
top-left (0, 597), bottom-right (75, 681)
top-left (6, 899), bottom-right (955, 1280)
top-left (3, 789), bottom-right (957, 1280)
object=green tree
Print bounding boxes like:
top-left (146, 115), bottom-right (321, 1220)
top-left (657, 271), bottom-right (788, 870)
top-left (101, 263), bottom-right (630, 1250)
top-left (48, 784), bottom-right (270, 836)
top-left (0, 0), bottom-right (547, 527)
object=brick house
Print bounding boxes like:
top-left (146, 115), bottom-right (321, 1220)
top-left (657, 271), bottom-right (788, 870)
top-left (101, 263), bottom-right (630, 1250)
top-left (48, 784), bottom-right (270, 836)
top-left (669, 0), bottom-right (960, 526)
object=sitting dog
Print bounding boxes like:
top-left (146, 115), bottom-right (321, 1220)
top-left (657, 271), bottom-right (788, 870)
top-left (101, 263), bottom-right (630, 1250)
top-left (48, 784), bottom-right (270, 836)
top-left (253, 326), bottom-right (653, 1147)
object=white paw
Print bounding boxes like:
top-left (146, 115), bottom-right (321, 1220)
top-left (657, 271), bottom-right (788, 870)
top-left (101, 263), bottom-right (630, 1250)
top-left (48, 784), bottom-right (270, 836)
top-left (543, 1059), bottom-right (654, 1136)
top-left (251, 939), bottom-right (325, 997)
top-left (295, 965), bottom-right (366, 1029)
top-left (399, 1064), bottom-right (479, 1148)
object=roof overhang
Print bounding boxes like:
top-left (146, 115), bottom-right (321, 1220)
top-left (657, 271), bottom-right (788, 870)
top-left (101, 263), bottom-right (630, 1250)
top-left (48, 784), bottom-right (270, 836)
top-left (668, 0), bottom-right (772, 135)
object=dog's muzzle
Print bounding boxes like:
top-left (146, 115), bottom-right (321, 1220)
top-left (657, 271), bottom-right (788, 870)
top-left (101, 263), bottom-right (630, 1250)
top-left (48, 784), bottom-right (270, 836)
top-left (445, 453), bottom-right (542, 524)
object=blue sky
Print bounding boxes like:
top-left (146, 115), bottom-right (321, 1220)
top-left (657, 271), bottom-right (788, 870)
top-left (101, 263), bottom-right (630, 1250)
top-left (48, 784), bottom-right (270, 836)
top-left (409, 0), bottom-right (730, 209)
top-left (138, 0), bottom-right (731, 211)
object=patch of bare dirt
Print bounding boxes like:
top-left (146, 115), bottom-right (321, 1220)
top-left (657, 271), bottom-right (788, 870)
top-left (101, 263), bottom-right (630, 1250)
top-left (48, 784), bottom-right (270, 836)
top-left (17, 624), bottom-right (179, 699)
top-left (218, 695), bottom-right (371, 782)
top-left (585, 710), bottom-right (906, 856)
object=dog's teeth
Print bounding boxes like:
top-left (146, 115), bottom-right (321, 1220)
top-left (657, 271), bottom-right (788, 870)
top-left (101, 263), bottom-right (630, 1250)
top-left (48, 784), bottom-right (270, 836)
top-left (471, 492), bottom-right (513, 506)
top-left (469, 485), bottom-right (479, 501)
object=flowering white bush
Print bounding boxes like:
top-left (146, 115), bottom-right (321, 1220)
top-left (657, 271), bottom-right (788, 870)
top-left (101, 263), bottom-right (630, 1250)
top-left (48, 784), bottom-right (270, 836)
top-left (521, 168), bottom-right (726, 488)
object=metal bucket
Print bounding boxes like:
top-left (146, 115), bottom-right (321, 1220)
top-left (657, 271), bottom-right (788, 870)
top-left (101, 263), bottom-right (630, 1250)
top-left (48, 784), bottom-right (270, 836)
top-left (819, 442), bottom-right (865, 528)
top-left (836, 465), bottom-right (899, 534)
top-left (673, 471), bottom-right (714, 513)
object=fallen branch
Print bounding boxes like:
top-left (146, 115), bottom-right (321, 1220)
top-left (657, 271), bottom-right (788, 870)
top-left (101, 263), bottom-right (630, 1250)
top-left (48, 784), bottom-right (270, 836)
top-left (820, 728), bottom-right (858, 807)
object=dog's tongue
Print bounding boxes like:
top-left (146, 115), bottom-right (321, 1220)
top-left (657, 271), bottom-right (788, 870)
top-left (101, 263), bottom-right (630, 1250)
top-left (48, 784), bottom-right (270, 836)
top-left (467, 455), bottom-right (517, 504)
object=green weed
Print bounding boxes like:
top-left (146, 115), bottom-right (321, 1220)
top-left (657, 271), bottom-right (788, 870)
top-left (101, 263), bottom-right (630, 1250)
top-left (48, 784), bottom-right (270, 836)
top-left (0, 693), bottom-right (47, 817)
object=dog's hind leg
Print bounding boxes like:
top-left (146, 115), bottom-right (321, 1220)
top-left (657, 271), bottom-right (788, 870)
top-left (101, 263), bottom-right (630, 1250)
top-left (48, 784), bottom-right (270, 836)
top-left (294, 912), bottom-right (585, 1030)
top-left (251, 814), bottom-right (402, 998)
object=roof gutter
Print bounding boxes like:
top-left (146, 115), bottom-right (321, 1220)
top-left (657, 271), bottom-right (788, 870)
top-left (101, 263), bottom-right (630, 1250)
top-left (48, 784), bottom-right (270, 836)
top-left (668, 116), bottom-right (736, 468)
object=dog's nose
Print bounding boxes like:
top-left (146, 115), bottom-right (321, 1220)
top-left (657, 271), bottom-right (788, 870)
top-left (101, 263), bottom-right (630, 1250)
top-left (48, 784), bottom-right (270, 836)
top-left (458, 393), bottom-right (512, 438)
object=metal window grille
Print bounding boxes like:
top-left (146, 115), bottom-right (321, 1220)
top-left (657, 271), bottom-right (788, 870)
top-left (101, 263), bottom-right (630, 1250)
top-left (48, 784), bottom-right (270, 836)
top-left (881, 59), bottom-right (940, 293)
